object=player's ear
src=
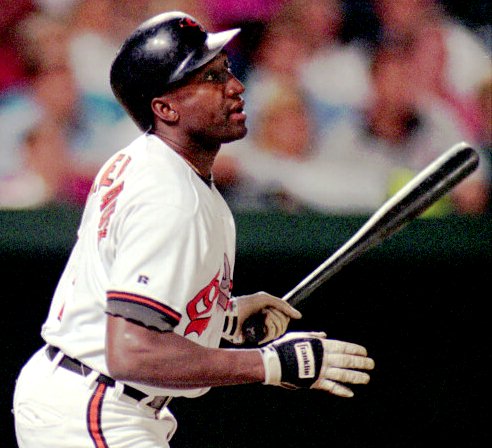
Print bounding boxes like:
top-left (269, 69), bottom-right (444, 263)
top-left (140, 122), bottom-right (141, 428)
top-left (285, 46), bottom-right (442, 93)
top-left (151, 97), bottom-right (179, 124)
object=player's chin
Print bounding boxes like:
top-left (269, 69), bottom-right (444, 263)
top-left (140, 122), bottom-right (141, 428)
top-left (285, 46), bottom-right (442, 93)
top-left (222, 123), bottom-right (248, 143)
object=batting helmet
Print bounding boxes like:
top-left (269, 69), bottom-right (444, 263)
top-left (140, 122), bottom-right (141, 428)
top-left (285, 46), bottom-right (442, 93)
top-left (110, 11), bottom-right (240, 131)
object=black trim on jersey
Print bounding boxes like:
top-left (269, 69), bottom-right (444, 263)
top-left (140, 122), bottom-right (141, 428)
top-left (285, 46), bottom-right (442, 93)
top-left (199, 174), bottom-right (213, 188)
top-left (107, 291), bottom-right (181, 322)
top-left (106, 295), bottom-right (178, 332)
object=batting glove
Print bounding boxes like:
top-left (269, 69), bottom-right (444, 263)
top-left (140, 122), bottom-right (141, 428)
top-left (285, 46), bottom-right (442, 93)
top-left (223, 292), bottom-right (302, 345)
top-left (260, 331), bottom-right (375, 397)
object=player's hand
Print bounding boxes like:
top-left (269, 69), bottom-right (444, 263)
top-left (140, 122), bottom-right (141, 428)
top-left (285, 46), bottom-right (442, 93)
top-left (260, 331), bottom-right (375, 397)
top-left (222, 292), bottom-right (302, 345)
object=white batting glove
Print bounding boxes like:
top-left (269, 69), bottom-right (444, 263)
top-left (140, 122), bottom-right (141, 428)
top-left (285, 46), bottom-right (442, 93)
top-left (260, 331), bottom-right (375, 397)
top-left (223, 292), bottom-right (302, 345)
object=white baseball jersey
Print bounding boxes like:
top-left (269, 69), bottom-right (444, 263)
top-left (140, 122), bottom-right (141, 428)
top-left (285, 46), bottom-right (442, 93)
top-left (41, 133), bottom-right (236, 399)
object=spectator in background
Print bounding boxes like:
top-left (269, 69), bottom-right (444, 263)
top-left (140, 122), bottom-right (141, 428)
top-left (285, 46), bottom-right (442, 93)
top-left (65, 0), bottom-right (144, 146)
top-left (243, 0), bottom-right (372, 142)
top-left (215, 83), bottom-right (317, 212)
top-left (476, 77), bottom-right (492, 152)
top-left (227, 0), bottom-right (490, 216)
top-left (0, 11), bottom-right (72, 179)
top-left (0, 0), bottom-right (34, 93)
top-left (373, 0), bottom-right (491, 143)
top-left (203, 0), bottom-right (284, 26)
top-left (34, 0), bottom-right (81, 18)
top-left (294, 0), bottom-right (372, 130)
top-left (242, 22), bottom-right (312, 135)
top-left (67, 0), bottom-right (150, 101)
top-left (201, 0), bottom-right (286, 80)
top-left (316, 44), bottom-right (490, 215)
top-left (214, 81), bottom-right (387, 214)
top-left (0, 65), bottom-right (92, 208)
top-left (147, 0), bottom-right (213, 27)
top-left (0, 9), bottom-right (138, 209)
top-left (475, 76), bottom-right (492, 213)
top-left (15, 8), bottom-right (71, 76)
top-left (0, 120), bottom-right (92, 209)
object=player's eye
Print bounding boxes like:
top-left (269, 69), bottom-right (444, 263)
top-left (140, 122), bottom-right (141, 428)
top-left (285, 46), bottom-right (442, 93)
top-left (204, 71), bottom-right (216, 81)
top-left (204, 70), bottom-right (228, 83)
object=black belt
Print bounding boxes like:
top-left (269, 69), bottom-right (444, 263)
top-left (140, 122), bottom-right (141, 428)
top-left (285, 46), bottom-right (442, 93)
top-left (46, 345), bottom-right (171, 412)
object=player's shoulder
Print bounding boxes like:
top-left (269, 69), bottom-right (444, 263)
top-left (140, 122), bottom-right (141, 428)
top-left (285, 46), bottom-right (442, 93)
top-left (99, 133), bottom-right (201, 210)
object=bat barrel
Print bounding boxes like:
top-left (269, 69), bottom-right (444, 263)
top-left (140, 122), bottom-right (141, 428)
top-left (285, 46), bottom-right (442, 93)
top-left (243, 142), bottom-right (479, 344)
top-left (283, 143), bottom-right (479, 307)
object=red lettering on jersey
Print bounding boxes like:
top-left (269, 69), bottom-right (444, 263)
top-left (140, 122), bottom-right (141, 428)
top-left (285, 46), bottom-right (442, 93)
top-left (116, 156), bottom-right (131, 178)
top-left (218, 255), bottom-right (232, 310)
top-left (90, 180), bottom-right (97, 195)
top-left (98, 200), bottom-right (117, 241)
top-left (57, 303), bottom-right (65, 321)
top-left (93, 154), bottom-right (131, 241)
top-left (99, 154), bottom-right (129, 188)
top-left (184, 272), bottom-right (220, 337)
top-left (100, 182), bottom-right (124, 211)
top-left (184, 255), bottom-right (233, 337)
top-left (91, 154), bottom-right (131, 197)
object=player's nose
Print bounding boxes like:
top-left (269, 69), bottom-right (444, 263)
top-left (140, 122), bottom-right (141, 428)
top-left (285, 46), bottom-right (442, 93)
top-left (226, 74), bottom-right (245, 98)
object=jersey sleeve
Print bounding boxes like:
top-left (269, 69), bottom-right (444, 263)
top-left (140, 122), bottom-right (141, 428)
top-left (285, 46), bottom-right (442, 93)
top-left (103, 178), bottom-right (208, 332)
top-left (106, 290), bottom-right (180, 332)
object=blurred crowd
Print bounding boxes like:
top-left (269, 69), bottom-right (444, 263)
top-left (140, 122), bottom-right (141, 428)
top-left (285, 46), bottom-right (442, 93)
top-left (0, 0), bottom-right (491, 215)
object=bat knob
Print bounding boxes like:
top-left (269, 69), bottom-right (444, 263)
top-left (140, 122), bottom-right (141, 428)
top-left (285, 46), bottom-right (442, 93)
top-left (242, 313), bottom-right (267, 346)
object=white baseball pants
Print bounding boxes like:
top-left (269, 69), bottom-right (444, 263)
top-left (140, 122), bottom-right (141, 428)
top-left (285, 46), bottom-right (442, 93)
top-left (13, 346), bottom-right (177, 447)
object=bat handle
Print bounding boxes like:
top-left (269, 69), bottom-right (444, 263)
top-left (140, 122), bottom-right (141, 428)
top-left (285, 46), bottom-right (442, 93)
top-left (242, 312), bottom-right (267, 345)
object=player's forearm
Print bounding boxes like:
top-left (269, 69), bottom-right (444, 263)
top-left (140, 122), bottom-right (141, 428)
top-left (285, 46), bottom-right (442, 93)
top-left (106, 315), bottom-right (265, 388)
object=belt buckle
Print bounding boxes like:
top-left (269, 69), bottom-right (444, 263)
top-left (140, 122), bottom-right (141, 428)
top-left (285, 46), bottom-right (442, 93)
top-left (147, 395), bottom-right (170, 411)
top-left (136, 395), bottom-right (171, 419)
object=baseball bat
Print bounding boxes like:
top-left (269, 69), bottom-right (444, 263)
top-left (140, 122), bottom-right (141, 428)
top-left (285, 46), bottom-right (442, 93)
top-left (243, 142), bottom-right (480, 344)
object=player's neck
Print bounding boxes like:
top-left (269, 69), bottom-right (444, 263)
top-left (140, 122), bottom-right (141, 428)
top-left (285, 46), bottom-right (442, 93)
top-left (153, 131), bottom-right (218, 179)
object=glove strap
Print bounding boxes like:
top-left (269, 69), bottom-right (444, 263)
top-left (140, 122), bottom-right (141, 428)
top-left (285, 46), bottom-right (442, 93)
top-left (222, 298), bottom-right (239, 342)
top-left (260, 345), bottom-right (282, 384)
top-left (261, 338), bottom-right (324, 388)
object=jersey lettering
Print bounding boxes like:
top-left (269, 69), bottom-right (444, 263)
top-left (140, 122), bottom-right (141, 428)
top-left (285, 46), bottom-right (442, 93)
top-left (218, 254), bottom-right (232, 310)
top-left (116, 156), bottom-right (131, 178)
top-left (184, 255), bottom-right (232, 337)
top-left (98, 154), bottom-right (131, 189)
top-left (98, 184), bottom-right (124, 242)
top-left (184, 273), bottom-right (220, 337)
top-left (57, 303), bottom-right (65, 321)
top-left (94, 154), bottom-right (132, 241)
top-left (137, 275), bottom-right (149, 284)
top-left (100, 183), bottom-right (124, 211)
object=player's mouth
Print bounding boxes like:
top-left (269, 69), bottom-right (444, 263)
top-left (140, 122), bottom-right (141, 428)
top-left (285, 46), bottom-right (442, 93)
top-left (229, 101), bottom-right (247, 122)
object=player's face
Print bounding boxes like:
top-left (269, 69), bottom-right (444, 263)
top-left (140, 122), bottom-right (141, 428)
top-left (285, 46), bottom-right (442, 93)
top-left (170, 53), bottom-right (247, 146)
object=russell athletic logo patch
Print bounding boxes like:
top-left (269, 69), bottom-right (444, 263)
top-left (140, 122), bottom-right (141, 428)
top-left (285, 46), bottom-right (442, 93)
top-left (295, 342), bottom-right (316, 378)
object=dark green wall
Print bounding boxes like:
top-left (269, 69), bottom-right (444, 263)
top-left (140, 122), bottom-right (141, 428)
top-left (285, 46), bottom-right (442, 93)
top-left (1, 207), bottom-right (490, 447)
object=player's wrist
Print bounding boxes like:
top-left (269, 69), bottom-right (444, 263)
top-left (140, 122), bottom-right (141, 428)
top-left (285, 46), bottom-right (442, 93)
top-left (259, 345), bottom-right (282, 385)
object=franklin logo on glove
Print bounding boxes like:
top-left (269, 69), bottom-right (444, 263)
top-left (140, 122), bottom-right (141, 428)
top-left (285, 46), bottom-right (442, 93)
top-left (295, 342), bottom-right (315, 378)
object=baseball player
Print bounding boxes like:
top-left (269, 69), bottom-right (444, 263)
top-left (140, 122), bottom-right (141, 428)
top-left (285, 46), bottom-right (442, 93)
top-left (13, 11), bottom-right (375, 448)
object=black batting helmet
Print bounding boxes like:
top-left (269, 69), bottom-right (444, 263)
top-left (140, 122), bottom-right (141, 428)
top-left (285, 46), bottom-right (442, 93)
top-left (110, 11), bottom-right (240, 131)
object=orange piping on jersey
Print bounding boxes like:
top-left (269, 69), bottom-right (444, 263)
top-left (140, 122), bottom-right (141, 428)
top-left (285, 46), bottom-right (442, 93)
top-left (107, 291), bottom-right (182, 323)
top-left (87, 382), bottom-right (109, 448)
